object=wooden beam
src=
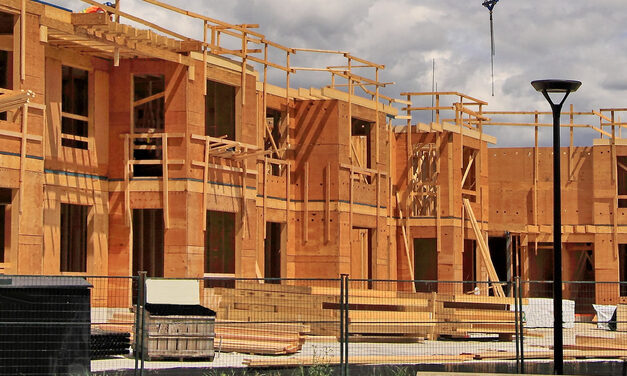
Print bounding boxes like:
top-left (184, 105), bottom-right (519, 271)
top-left (463, 198), bottom-right (505, 297)
top-left (325, 162), bottom-right (330, 244)
top-left (161, 134), bottom-right (170, 228)
top-left (304, 162), bottom-right (309, 243)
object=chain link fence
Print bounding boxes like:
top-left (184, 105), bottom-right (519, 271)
top-left (1, 275), bottom-right (626, 375)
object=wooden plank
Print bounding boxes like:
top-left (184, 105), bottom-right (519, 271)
top-left (18, 104), bottom-right (27, 215)
top-left (304, 161), bottom-right (308, 243)
top-left (162, 134), bottom-right (169, 228)
top-left (325, 162), bottom-right (330, 243)
top-left (463, 198), bottom-right (505, 297)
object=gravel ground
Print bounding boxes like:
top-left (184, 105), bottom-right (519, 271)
top-left (92, 324), bottom-right (620, 373)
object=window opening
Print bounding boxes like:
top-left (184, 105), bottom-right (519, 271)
top-left (0, 188), bottom-right (11, 263)
top-left (133, 74), bottom-right (165, 176)
top-left (60, 203), bottom-right (89, 272)
top-left (206, 80), bottom-right (236, 140)
top-left (132, 209), bottom-right (164, 278)
top-left (410, 144), bottom-right (437, 216)
top-left (265, 108), bottom-right (283, 176)
top-left (264, 222), bottom-right (284, 282)
top-left (413, 238), bottom-right (437, 292)
top-left (61, 66), bottom-right (89, 149)
top-left (618, 156), bottom-right (627, 208)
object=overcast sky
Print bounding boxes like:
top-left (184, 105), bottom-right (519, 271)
top-left (53, 0), bottom-right (627, 146)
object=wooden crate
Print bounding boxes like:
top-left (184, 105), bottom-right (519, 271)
top-left (137, 314), bottom-right (215, 360)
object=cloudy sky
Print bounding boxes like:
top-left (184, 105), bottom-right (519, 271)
top-left (52, 0), bottom-right (627, 146)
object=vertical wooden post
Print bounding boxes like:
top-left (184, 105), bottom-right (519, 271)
top-left (436, 132), bottom-right (441, 253)
top-left (20, 0), bottom-right (26, 83)
top-left (124, 134), bottom-right (130, 226)
top-left (349, 168), bottom-right (353, 232)
top-left (612, 120), bottom-right (618, 259)
top-left (203, 21), bottom-right (207, 95)
top-left (241, 156), bottom-right (247, 240)
top-left (285, 51), bottom-right (290, 150)
top-left (161, 134), bottom-right (169, 229)
top-left (241, 32), bottom-right (247, 106)
top-left (286, 162), bottom-right (291, 242)
top-left (263, 157), bottom-right (268, 239)
top-left (202, 137), bottom-right (209, 230)
top-left (435, 94), bottom-right (440, 123)
top-left (569, 104), bottom-right (574, 181)
top-left (325, 162), bottom-right (330, 244)
top-left (375, 68), bottom-right (380, 164)
top-left (304, 162), bottom-right (309, 243)
top-left (348, 58), bottom-right (353, 163)
top-left (18, 104), bottom-right (28, 215)
top-left (263, 43), bottom-right (268, 149)
top-left (406, 94), bottom-right (411, 192)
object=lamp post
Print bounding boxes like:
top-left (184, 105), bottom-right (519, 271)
top-left (531, 79), bottom-right (581, 375)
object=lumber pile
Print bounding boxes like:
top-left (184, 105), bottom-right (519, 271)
top-left (435, 294), bottom-right (524, 339)
top-left (214, 322), bottom-right (307, 355)
top-left (205, 281), bottom-right (336, 336)
top-left (204, 282), bottom-right (523, 344)
top-left (243, 354), bottom-right (475, 367)
top-left (617, 304), bottom-right (627, 332)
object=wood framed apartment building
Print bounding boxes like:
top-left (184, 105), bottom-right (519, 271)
top-left (1, 0), bottom-right (627, 308)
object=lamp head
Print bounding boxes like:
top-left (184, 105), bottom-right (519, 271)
top-left (531, 79), bottom-right (582, 93)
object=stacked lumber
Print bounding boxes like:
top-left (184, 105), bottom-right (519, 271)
top-left (214, 322), bottom-right (307, 355)
top-left (567, 334), bottom-right (627, 352)
top-left (617, 304), bottom-right (627, 332)
top-left (205, 281), bottom-right (336, 336)
top-left (97, 310), bottom-right (135, 338)
top-left (243, 354), bottom-right (475, 367)
top-left (204, 282), bottom-right (525, 345)
top-left (435, 294), bottom-right (524, 339)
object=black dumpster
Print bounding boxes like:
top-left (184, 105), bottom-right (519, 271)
top-left (0, 276), bottom-right (92, 375)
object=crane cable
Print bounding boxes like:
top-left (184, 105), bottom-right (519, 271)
top-left (482, 0), bottom-right (499, 96)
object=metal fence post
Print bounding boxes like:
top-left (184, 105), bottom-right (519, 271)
top-left (514, 279), bottom-right (520, 374)
top-left (518, 277), bottom-right (525, 373)
top-left (139, 271), bottom-right (147, 376)
top-left (340, 274), bottom-right (349, 376)
top-left (344, 274), bottom-right (349, 376)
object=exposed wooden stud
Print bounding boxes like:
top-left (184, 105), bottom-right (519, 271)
top-left (349, 169), bottom-right (354, 231)
top-left (20, 0), bottom-right (25, 83)
top-left (203, 21), bottom-right (207, 95)
top-left (124, 134), bottom-right (130, 226)
top-left (285, 51), bottom-right (290, 149)
top-left (375, 67), bottom-right (380, 164)
top-left (304, 161), bottom-right (309, 243)
top-left (161, 133), bottom-right (169, 228)
top-left (241, 156), bottom-right (247, 240)
top-left (241, 31), bottom-right (247, 105)
top-left (325, 162), bottom-right (330, 244)
top-left (202, 136), bottom-right (210, 230)
top-left (18, 104), bottom-right (27, 215)
top-left (286, 162), bottom-right (291, 248)
top-left (612, 122), bottom-right (618, 259)
top-left (569, 104), bottom-right (574, 181)
top-left (263, 157), bottom-right (268, 240)
top-left (463, 198), bottom-right (505, 297)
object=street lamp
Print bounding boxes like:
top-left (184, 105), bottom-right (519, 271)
top-left (531, 79), bottom-right (581, 375)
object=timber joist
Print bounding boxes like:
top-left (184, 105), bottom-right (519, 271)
top-left (45, 12), bottom-right (196, 67)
